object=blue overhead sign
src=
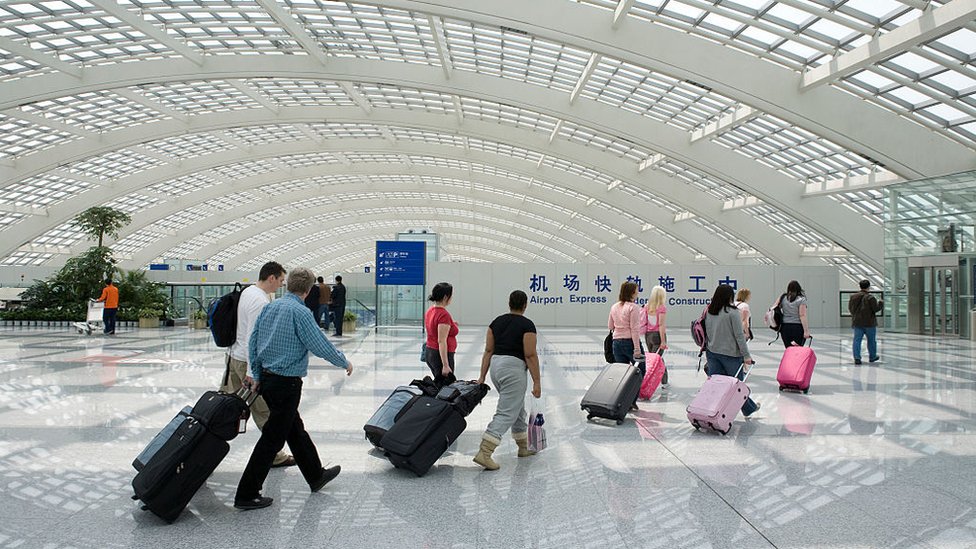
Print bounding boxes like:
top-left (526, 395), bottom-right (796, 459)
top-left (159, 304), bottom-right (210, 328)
top-left (375, 241), bottom-right (425, 286)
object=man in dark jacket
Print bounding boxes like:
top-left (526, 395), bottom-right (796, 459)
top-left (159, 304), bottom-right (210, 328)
top-left (303, 280), bottom-right (320, 320)
top-left (330, 275), bottom-right (346, 337)
top-left (848, 280), bottom-right (883, 365)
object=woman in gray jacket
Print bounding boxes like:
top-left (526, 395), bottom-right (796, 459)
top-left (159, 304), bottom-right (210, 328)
top-left (704, 284), bottom-right (760, 417)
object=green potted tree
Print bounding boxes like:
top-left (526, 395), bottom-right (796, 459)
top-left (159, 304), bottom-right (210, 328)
top-left (190, 308), bottom-right (208, 329)
top-left (138, 307), bottom-right (162, 329)
top-left (342, 310), bottom-right (357, 334)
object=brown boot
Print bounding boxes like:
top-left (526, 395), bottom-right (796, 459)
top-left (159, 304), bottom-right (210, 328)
top-left (473, 434), bottom-right (501, 470)
top-left (513, 431), bottom-right (536, 458)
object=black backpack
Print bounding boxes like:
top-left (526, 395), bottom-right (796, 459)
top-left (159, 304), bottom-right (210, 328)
top-left (208, 283), bottom-right (243, 347)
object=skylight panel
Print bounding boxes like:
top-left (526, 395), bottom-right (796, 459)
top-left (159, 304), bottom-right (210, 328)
top-left (927, 71), bottom-right (976, 95)
top-left (764, 3), bottom-right (814, 28)
top-left (663, 1), bottom-right (707, 22)
top-left (737, 25), bottom-right (782, 48)
top-left (847, 69), bottom-right (896, 91)
top-left (725, 0), bottom-right (773, 12)
top-left (136, 81), bottom-right (260, 115)
top-left (775, 39), bottom-right (821, 62)
top-left (887, 85), bottom-right (934, 108)
top-left (806, 18), bottom-right (858, 43)
top-left (64, 148), bottom-right (161, 180)
top-left (921, 103), bottom-right (968, 124)
top-left (701, 12), bottom-right (742, 34)
top-left (933, 28), bottom-right (976, 57)
top-left (886, 51), bottom-right (940, 75)
top-left (143, 132), bottom-right (235, 160)
top-left (0, 114), bottom-right (77, 158)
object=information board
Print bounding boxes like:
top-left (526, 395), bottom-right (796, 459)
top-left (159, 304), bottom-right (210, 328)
top-left (375, 241), bottom-right (425, 286)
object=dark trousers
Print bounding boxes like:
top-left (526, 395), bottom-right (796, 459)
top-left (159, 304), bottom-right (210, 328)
top-left (236, 372), bottom-right (322, 501)
top-left (425, 347), bottom-right (456, 386)
top-left (331, 304), bottom-right (345, 335)
top-left (102, 307), bottom-right (117, 334)
top-left (611, 338), bottom-right (645, 377)
top-left (313, 304), bottom-right (328, 327)
top-left (780, 323), bottom-right (806, 348)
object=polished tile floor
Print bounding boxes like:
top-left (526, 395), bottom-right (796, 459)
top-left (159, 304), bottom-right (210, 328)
top-left (0, 324), bottom-right (973, 548)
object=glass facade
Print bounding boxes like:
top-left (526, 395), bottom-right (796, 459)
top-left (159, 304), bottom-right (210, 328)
top-left (883, 170), bottom-right (976, 337)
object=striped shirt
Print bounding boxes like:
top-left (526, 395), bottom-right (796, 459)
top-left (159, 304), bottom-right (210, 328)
top-left (248, 293), bottom-right (348, 381)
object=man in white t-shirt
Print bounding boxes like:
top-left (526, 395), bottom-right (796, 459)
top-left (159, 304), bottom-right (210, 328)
top-left (220, 261), bottom-right (294, 467)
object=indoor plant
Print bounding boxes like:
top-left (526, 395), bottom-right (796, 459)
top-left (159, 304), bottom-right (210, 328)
top-left (137, 307), bottom-right (162, 329)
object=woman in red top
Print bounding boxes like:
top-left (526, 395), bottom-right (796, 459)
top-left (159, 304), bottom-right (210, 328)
top-left (424, 282), bottom-right (459, 385)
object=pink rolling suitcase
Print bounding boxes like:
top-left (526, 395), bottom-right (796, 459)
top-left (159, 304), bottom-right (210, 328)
top-left (639, 351), bottom-right (665, 400)
top-left (777, 339), bottom-right (816, 393)
top-left (687, 367), bottom-right (751, 435)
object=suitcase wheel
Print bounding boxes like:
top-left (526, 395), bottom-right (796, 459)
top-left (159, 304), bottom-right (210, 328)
top-left (803, 388), bottom-right (809, 394)
top-left (721, 427), bottom-right (730, 435)
top-left (691, 421), bottom-right (700, 431)
top-left (778, 386), bottom-right (784, 392)
top-left (616, 419), bottom-right (624, 425)
top-left (586, 414), bottom-right (593, 421)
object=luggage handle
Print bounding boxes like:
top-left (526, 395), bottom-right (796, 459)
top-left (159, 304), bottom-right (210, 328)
top-left (234, 386), bottom-right (259, 407)
top-left (789, 336), bottom-right (813, 348)
top-left (736, 362), bottom-right (756, 382)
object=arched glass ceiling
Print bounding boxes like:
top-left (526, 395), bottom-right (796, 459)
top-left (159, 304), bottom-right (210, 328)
top-left (0, 0), bottom-right (971, 279)
top-left (579, 0), bottom-right (976, 147)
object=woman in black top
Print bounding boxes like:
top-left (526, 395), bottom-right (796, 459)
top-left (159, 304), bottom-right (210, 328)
top-left (473, 290), bottom-right (542, 471)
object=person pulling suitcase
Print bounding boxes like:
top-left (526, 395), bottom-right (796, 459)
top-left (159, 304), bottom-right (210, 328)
top-left (234, 267), bottom-right (353, 511)
top-left (702, 284), bottom-right (760, 418)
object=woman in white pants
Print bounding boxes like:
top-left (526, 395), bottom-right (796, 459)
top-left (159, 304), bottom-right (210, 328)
top-left (474, 290), bottom-right (542, 470)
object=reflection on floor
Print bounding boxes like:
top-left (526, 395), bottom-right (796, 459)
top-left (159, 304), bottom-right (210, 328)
top-left (0, 325), bottom-right (973, 548)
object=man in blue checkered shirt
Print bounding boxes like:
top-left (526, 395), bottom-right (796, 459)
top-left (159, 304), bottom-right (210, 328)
top-left (234, 267), bottom-right (353, 511)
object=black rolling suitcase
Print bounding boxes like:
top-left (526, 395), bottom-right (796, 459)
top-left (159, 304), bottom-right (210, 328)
top-left (131, 417), bottom-right (230, 522)
top-left (190, 389), bottom-right (255, 440)
top-left (580, 363), bottom-right (642, 425)
top-left (364, 385), bottom-right (424, 448)
top-left (380, 396), bottom-right (466, 477)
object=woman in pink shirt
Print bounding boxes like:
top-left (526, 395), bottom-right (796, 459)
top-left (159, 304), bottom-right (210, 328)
top-left (640, 285), bottom-right (669, 385)
top-left (608, 281), bottom-right (644, 373)
top-left (424, 282), bottom-right (459, 386)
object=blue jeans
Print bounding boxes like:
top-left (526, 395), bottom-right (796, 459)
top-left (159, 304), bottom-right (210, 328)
top-left (704, 350), bottom-right (758, 416)
top-left (852, 326), bottom-right (878, 361)
top-left (611, 339), bottom-right (645, 377)
top-left (314, 304), bottom-right (328, 327)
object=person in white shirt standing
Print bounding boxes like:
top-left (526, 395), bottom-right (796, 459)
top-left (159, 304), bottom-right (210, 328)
top-left (220, 261), bottom-right (295, 468)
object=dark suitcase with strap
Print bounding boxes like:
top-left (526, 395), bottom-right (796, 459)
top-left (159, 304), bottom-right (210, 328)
top-left (380, 396), bottom-right (466, 477)
top-left (131, 416), bottom-right (230, 522)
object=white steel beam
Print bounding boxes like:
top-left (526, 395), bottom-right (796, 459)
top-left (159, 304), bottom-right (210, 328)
top-left (638, 154), bottom-right (666, 172)
top-left (570, 53), bottom-right (601, 105)
top-left (802, 0), bottom-right (976, 90)
top-left (226, 80), bottom-right (280, 114)
top-left (339, 82), bottom-right (372, 114)
top-left (549, 120), bottom-right (563, 144)
top-left (722, 195), bottom-right (763, 211)
top-left (0, 203), bottom-right (48, 216)
top-left (612, 0), bottom-right (638, 29)
top-left (112, 89), bottom-right (190, 123)
top-left (89, 0), bottom-right (204, 65)
top-left (452, 96), bottom-right (464, 125)
top-left (803, 171), bottom-right (904, 196)
top-left (254, 0), bottom-right (329, 65)
top-left (0, 37), bottom-right (82, 78)
top-left (428, 15), bottom-right (453, 80)
top-left (691, 106), bottom-right (759, 143)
